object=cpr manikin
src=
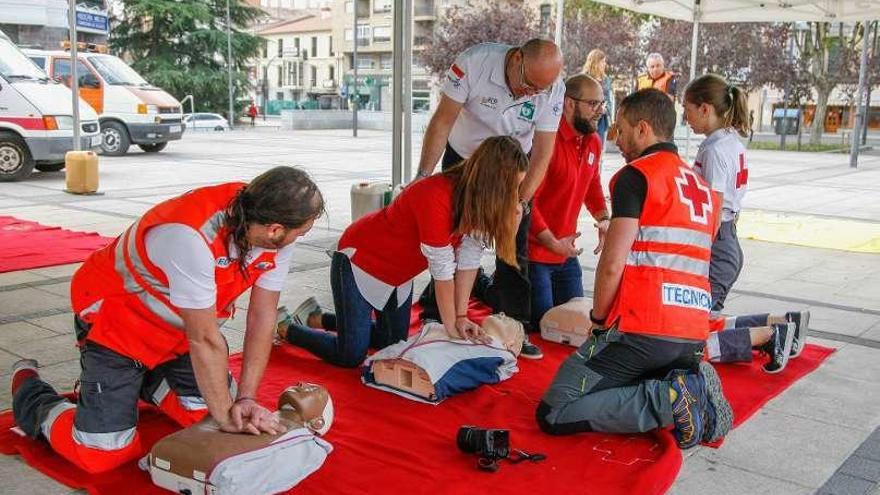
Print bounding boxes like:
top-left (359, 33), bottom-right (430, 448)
top-left (146, 383), bottom-right (334, 495)
top-left (540, 297), bottom-right (593, 347)
top-left (363, 314), bottom-right (524, 403)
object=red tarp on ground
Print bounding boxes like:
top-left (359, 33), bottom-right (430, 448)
top-left (0, 304), bottom-right (834, 495)
top-left (0, 216), bottom-right (111, 273)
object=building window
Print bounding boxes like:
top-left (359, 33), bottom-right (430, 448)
top-left (345, 1), bottom-right (353, 13)
top-left (277, 66), bottom-right (283, 86)
top-left (373, 26), bottom-right (391, 43)
top-left (356, 56), bottom-right (373, 70)
top-left (329, 65), bottom-right (335, 81)
top-left (298, 62), bottom-right (304, 86)
top-left (278, 39), bottom-right (284, 57)
top-left (329, 36), bottom-right (334, 56)
top-left (310, 65), bottom-right (317, 87)
top-left (374, 0), bottom-right (392, 12)
top-left (311, 36), bottom-right (317, 58)
top-left (277, 92), bottom-right (284, 101)
top-left (294, 37), bottom-right (300, 53)
top-left (379, 53), bottom-right (392, 70)
top-left (262, 41), bottom-right (268, 58)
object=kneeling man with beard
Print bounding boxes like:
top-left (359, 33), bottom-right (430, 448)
top-left (526, 74), bottom-right (610, 330)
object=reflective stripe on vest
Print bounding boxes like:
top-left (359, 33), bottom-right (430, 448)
top-left (627, 250), bottom-right (709, 277)
top-left (636, 226), bottom-right (712, 250)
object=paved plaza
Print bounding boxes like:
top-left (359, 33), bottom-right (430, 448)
top-left (0, 128), bottom-right (878, 494)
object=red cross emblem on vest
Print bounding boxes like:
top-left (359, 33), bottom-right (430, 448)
top-left (675, 167), bottom-right (712, 224)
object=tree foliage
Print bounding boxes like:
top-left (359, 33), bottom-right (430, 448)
top-left (110, 0), bottom-right (264, 115)
top-left (561, 3), bottom-right (643, 83)
top-left (418, 2), bottom-right (537, 76)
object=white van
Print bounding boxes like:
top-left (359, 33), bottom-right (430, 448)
top-left (26, 46), bottom-right (184, 156)
top-left (0, 31), bottom-right (102, 181)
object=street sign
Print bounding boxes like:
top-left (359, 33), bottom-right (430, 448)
top-left (75, 10), bottom-right (109, 34)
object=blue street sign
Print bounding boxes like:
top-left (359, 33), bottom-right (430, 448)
top-left (76, 11), bottom-right (109, 34)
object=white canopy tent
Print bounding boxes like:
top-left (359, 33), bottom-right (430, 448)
top-left (569, 0), bottom-right (880, 166)
top-left (385, 0), bottom-right (880, 183)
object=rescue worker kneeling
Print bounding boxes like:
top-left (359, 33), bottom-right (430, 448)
top-left (535, 89), bottom-right (733, 449)
top-left (10, 166), bottom-right (325, 473)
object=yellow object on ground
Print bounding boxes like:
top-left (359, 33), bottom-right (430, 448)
top-left (737, 210), bottom-right (880, 254)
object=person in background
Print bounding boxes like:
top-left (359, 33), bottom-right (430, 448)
top-left (582, 49), bottom-right (615, 147)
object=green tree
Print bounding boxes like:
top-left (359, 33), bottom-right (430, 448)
top-left (110, 0), bottom-right (264, 116)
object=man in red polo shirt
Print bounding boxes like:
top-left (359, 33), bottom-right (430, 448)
top-left (528, 74), bottom-right (609, 333)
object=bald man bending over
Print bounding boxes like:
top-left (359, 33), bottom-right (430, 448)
top-left (415, 39), bottom-right (565, 359)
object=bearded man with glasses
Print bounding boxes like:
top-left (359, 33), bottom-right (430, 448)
top-left (414, 38), bottom-right (565, 359)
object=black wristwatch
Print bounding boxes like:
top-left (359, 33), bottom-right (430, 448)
top-left (589, 309), bottom-right (606, 326)
top-left (519, 199), bottom-right (531, 216)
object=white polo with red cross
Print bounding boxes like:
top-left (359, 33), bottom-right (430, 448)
top-left (441, 42), bottom-right (564, 158)
top-left (693, 127), bottom-right (748, 222)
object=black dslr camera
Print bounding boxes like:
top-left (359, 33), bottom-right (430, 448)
top-left (457, 426), bottom-right (510, 462)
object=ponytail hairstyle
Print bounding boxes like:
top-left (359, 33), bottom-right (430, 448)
top-left (225, 166), bottom-right (325, 274)
top-left (443, 136), bottom-right (529, 268)
top-left (684, 74), bottom-right (750, 137)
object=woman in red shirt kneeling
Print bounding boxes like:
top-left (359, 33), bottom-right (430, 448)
top-left (280, 136), bottom-right (528, 367)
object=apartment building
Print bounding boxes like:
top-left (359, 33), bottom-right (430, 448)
top-left (254, 10), bottom-right (341, 111)
top-left (331, 0), bottom-right (466, 111)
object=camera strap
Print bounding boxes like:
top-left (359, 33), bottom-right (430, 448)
top-left (477, 449), bottom-right (547, 473)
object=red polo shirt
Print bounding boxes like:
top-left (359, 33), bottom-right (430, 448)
top-left (528, 118), bottom-right (606, 264)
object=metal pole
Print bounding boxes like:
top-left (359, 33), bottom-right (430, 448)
top-left (68, 0), bottom-right (81, 151)
top-left (352, 0), bottom-right (358, 137)
top-left (780, 28), bottom-right (795, 151)
top-left (554, 0), bottom-right (564, 47)
top-left (391, 0), bottom-right (403, 187)
top-left (850, 20), bottom-right (871, 169)
top-left (402, 0), bottom-right (412, 183)
top-left (226, 0), bottom-right (235, 130)
top-left (684, 18), bottom-right (699, 159)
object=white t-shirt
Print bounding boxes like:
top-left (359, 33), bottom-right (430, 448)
top-left (442, 43), bottom-right (565, 158)
top-left (693, 128), bottom-right (748, 222)
top-left (145, 224), bottom-right (294, 309)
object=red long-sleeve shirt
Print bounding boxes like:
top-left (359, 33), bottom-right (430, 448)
top-left (528, 118), bottom-right (606, 264)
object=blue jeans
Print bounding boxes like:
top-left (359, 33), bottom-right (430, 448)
top-left (286, 252), bottom-right (412, 368)
top-left (529, 257), bottom-right (584, 330)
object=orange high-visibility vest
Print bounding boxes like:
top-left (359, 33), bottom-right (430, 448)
top-left (637, 71), bottom-right (675, 95)
top-left (606, 151), bottom-right (720, 341)
top-left (71, 183), bottom-right (278, 368)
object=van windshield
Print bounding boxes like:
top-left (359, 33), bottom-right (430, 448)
top-left (89, 55), bottom-right (150, 86)
top-left (0, 38), bottom-right (49, 81)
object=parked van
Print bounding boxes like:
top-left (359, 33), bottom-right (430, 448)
top-left (0, 31), bottom-right (102, 181)
top-left (26, 45), bottom-right (184, 156)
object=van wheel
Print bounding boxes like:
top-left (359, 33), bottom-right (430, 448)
top-left (138, 142), bottom-right (167, 153)
top-left (35, 162), bottom-right (66, 172)
top-left (100, 122), bottom-right (130, 156)
top-left (0, 132), bottom-right (35, 182)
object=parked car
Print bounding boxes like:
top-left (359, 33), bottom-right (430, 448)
top-left (183, 113), bottom-right (229, 132)
top-left (26, 46), bottom-right (184, 156)
top-left (0, 30), bottom-right (101, 181)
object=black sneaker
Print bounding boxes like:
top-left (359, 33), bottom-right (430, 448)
top-left (669, 370), bottom-right (705, 450)
top-left (519, 335), bottom-right (544, 360)
top-left (785, 311), bottom-right (810, 358)
top-left (699, 362), bottom-right (733, 443)
top-left (761, 322), bottom-right (795, 374)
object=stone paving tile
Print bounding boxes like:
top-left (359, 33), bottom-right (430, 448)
top-left (0, 322), bottom-right (58, 348)
top-left (5, 335), bottom-right (80, 368)
top-left (0, 348), bottom-right (22, 379)
top-left (0, 288), bottom-right (70, 317)
top-left (701, 408), bottom-right (867, 489)
top-left (817, 473), bottom-right (877, 495)
top-left (0, 270), bottom-right (52, 286)
top-left (673, 454), bottom-right (812, 495)
top-left (27, 264), bottom-right (80, 279)
top-left (28, 314), bottom-right (76, 335)
top-left (33, 282), bottom-right (71, 300)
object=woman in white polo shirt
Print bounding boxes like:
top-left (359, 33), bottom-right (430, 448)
top-left (279, 136), bottom-right (528, 367)
top-left (684, 74), bottom-right (809, 374)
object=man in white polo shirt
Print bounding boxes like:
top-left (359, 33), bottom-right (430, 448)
top-left (415, 39), bottom-right (565, 359)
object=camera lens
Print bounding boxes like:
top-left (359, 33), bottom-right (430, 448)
top-left (456, 426), bottom-right (479, 454)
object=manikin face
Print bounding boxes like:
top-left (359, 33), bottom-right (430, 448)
top-left (647, 57), bottom-right (665, 79)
